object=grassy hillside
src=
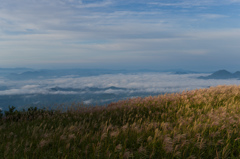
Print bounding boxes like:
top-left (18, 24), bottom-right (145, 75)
top-left (1, 85), bottom-right (240, 158)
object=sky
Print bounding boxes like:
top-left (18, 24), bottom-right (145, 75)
top-left (1, 0), bottom-right (240, 71)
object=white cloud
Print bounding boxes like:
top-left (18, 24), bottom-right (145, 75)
top-left (83, 99), bottom-right (93, 104)
top-left (199, 14), bottom-right (228, 19)
top-left (21, 85), bottom-right (39, 89)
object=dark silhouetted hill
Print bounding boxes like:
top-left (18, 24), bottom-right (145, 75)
top-left (199, 69), bottom-right (240, 79)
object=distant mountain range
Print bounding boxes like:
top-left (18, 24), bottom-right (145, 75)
top-left (2, 68), bottom-right (203, 80)
top-left (173, 70), bottom-right (199, 74)
top-left (6, 69), bottom-right (128, 80)
top-left (1, 68), bottom-right (239, 80)
top-left (0, 68), bottom-right (33, 76)
top-left (198, 70), bottom-right (240, 79)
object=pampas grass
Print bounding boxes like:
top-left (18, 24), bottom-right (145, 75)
top-left (1, 85), bottom-right (240, 158)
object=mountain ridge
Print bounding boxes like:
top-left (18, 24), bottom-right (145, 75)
top-left (198, 69), bottom-right (240, 79)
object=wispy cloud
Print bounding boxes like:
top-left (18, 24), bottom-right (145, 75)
top-left (199, 14), bottom-right (228, 19)
top-left (230, 0), bottom-right (240, 3)
top-left (148, 0), bottom-right (219, 7)
top-left (75, 0), bottom-right (112, 8)
top-left (1, 0), bottom-right (240, 69)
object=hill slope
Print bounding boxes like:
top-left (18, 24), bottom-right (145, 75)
top-left (1, 85), bottom-right (240, 158)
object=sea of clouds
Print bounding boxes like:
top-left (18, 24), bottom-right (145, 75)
top-left (1, 72), bottom-right (240, 96)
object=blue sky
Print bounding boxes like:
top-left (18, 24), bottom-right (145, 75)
top-left (1, 0), bottom-right (240, 71)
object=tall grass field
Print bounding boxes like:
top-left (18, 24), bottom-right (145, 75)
top-left (1, 85), bottom-right (240, 158)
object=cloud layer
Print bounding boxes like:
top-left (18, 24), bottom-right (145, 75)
top-left (1, 0), bottom-right (240, 70)
top-left (1, 72), bottom-right (240, 95)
